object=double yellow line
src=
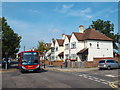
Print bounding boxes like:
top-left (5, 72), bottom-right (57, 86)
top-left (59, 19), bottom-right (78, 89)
top-left (109, 80), bottom-right (120, 89)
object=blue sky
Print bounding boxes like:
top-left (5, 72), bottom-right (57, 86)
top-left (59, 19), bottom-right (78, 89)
top-left (2, 2), bottom-right (118, 52)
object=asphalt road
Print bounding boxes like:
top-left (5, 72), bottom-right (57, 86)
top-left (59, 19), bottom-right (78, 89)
top-left (2, 61), bottom-right (119, 89)
top-left (2, 69), bottom-right (116, 88)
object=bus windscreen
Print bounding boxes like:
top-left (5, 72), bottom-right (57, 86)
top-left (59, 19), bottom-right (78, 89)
top-left (22, 52), bottom-right (39, 65)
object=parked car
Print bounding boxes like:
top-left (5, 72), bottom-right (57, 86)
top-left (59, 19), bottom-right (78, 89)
top-left (98, 59), bottom-right (120, 70)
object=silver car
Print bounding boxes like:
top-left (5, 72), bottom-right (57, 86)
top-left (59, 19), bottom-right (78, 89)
top-left (98, 59), bottom-right (120, 70)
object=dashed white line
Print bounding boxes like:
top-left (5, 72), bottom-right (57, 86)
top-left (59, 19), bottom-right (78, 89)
top-left (100, 79), bottom-right (106, 81)
top-left (72, 73), bottom-right (110, 85)
top-left (94, 80), bottom-right (101, 82)
top-left (88, 76), bottom-right (92, 77)
top-left (79, 75), bottom-right (83, 76)
top-left (83, 76), bottom-right (88, 78)
top-left (88, 78), bottom-right (94, 80)
top-left (101, 82), bottom-right (108, 85)
top-left (93, 77), bottom-right (98, 79)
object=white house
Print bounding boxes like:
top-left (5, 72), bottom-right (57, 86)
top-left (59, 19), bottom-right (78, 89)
top-left (54, 39), bottom-right (64, 60)
top-left (70, 25), bottom-right (113, 62)
top-left (63, 35), bottom-right (71, 61)
top-left (49, 39), bottom-right (55, 61)
top-left (46, 25), bottom-right (113, 62)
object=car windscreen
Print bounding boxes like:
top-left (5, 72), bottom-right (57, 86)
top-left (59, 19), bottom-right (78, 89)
top-left (99, 60), bottom-right (105, 63)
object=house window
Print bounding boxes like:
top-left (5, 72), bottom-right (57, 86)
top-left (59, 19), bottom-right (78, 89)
top-left (71, 42), bottom-right (76, 49)
top-left (65, 44), bottom-right (69, 50)
top-left (51, 47), bottom-right (54, 52)
top-left (97, 42), bottom-right (100, 49)
top-left (90, 43), bottom-right (92, 47)
top-left (56, 56), bottom-right (58, 60)
top-left (71, 54), bottom-right (76, 59)
top-left (56, 47), bottom-right (58, 51)
top-left (51, 56), bottom-right (54, 60)
top-left (65, 54), bottom-right (69, 59)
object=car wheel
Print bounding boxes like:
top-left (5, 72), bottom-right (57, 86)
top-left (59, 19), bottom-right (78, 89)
top-left (107, 66), bottom-right (111, 70)
top-left (99, 68), bottom-right (102, 70)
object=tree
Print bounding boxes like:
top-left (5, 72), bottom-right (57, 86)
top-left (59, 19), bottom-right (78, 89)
top-left (88, 19), bottom-right (120, 51)
top-left (1, 17), bottom-right (21, 58)
top-left (36, 41), bottom-right (50, 58)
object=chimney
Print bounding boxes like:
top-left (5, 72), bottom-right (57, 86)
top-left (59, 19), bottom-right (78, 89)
top-left (79, 25), bottom-right (84, 33)
top-left (62, 33), bottom-right (66, 39)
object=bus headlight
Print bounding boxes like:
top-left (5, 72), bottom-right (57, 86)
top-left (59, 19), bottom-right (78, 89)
top-left (36, 65), bottom-right (40, 68)
top-left (22, 66), bottom-right (26, 69)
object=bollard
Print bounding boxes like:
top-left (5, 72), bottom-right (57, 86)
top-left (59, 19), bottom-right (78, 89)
top-left (44, 63), bottom-right (45, 68)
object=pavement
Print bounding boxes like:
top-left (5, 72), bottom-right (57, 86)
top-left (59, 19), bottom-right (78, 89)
top-left (43, 65), bottom-right (98, 72)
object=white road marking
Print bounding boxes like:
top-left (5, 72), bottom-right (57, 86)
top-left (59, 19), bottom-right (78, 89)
top-left (88, 76), bottom-right (92, 77)
top-left (105, 75), bottom-right (117, 77)
top-left (83, 76), bottom-right (88, 78)
top-left (88, 78), bottom-right (94, 80)
top-left (93, 77), bottom-right (98, 79)
top-left (94, 80), bottom-right (101, 82)
top-left (101, 82), bottom-right (108, 84)
top-left (79, 75), bottom-right (83, 76)
top-left (71, 73), bottom-right (111, 85)
top-left (100, 79), bottom-right (106, 81)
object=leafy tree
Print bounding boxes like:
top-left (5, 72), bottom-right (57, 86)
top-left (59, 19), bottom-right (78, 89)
top-left (36, 41), bottom-right (50, 57)
top-left (1, 17), bottom-right (21, 58)
top-left (88, 19), bottom-right (120, 51)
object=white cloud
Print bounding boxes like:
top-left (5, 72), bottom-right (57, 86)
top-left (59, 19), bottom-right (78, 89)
top-left (55, 4), bottom-right (92, 19)
top-left (54, 4), bottom-right (74, 13)
top-left (109, 9), bottom-right (118, 13)
top-left (29, 9), bottom-right (41, 14)
top-left (68, 8), bottom-right (92, 19)
top-left (48, 28), bottom-right (61, 33)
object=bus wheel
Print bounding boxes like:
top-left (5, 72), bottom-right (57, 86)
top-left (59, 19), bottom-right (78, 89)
top-left (36, 68), bottom-right (40, 73)
top-left (21, 70), bottom-right (25, 73)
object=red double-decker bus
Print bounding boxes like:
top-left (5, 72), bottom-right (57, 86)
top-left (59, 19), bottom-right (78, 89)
top-left (18, 50), bottom-right (40, 73)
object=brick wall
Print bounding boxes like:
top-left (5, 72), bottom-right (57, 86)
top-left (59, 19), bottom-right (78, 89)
top-left (43, 57), bottom-right (120, 68)
top-left (84, 61), bottom-right (94, 68)
top-left (42, 60), bottom-right (64, 67)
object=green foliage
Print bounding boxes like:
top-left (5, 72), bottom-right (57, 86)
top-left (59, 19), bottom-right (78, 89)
top-left (36, 41), bottom-right (50, 56)
top-left (88, 19), bottom-right (120, 50)
top-left (1, 17), bottom-right (21, 58)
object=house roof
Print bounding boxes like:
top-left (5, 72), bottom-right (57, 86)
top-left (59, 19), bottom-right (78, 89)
top-left (83, 29), bottom-right (113, 41)
top-left (73, 28), bottom-right (113, 41)
top-left (52, 39), bottom-right (55, 46)
top-left (45, 43), bottom-right (52, 47)
top-left (58, 52), bottom-right (64, 56)
top-left (66, 35), bottom-right (72, 41)
top-left (73, 32), bottom-right (84, 41)
top-left (77, 48), bottom-right (88, 54)
top-left (56, 39), bottom-right (64, 46)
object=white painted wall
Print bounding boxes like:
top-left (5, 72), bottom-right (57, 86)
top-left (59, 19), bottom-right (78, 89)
top-left (64, 36), bottom-right (70, 61)
top-left (54, 40), bottom-right (64, 60)
top-left (86, 40), bottom-right (113, 61)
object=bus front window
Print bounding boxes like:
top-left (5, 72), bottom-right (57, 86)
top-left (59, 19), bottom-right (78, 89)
top-left (22, 52), bottom-right (38, 65)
